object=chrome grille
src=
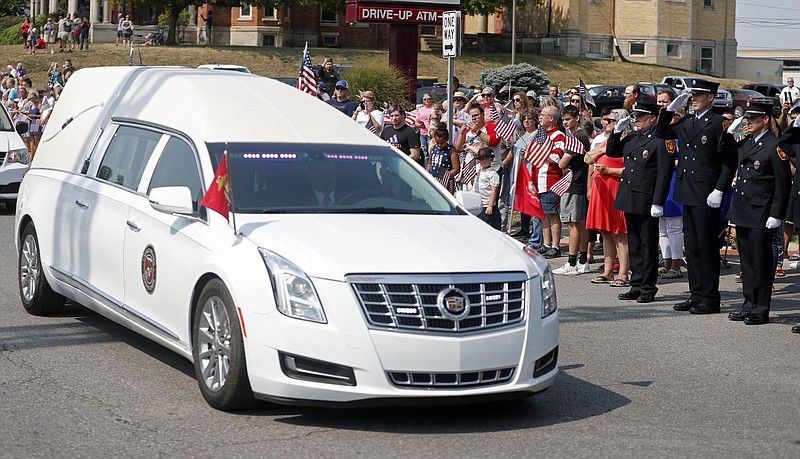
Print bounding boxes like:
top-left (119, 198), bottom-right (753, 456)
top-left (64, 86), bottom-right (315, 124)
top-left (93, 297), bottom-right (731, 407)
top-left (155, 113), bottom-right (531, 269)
top-left (348, 273), bottom-right (527, 333)
top-left (388, 367), bottom-right (516, 389)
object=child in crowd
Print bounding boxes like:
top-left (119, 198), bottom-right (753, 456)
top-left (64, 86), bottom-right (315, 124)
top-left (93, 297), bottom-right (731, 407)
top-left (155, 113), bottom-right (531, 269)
top-left (473, 147), bottom-right (500, 229)
top-left (426, 127), bottom-right (459, 194)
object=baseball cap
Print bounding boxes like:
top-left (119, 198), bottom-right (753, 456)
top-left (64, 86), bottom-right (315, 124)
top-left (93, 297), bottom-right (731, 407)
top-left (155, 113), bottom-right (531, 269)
top-left (526, 90), bottom-right (537, 98)
top-left (476, 147), bottom-right (495, 160)
top-left (335, 80), bottom-right (349, 89)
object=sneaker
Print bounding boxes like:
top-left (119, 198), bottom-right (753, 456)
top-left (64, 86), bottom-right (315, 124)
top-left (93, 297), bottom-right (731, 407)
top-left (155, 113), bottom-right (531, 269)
top-left (775, 266), bottom-right (785, 278)
top-left (543, 247), bottom-right (562, 259)
top-left (577, 261), bottom-right (592, 274)
top-left (553, 262), bottom-right (579, 275)
top-left (790, 261), bottom-right (800, 269)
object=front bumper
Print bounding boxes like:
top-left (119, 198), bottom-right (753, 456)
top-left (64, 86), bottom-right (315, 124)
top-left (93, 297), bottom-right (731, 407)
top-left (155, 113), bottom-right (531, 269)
top-left (239, 277), bottom-right (559, 406)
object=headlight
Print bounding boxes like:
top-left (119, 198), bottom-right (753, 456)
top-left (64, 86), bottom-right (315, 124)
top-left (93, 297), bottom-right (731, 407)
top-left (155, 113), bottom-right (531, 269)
top-left (6, 148), bottom-right (29, 165)
top-left (523, 247), bottom-right (558, 318)
top-left (259, 248), bottom-right (327, 323)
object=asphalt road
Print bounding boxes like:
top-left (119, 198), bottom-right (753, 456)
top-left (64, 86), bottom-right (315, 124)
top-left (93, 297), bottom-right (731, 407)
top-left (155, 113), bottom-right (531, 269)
top-left (1, 207), bottom-right (799, 458)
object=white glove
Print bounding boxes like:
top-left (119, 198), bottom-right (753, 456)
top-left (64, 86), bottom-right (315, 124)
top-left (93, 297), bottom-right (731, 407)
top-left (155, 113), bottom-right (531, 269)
top-left (706, 189), bottom-right (723, 208)
top-left (667, 92), bottom-right (691, 111)
top-left (766, 217), bottom-right (782, 230)
top-left (727, 116), bottom-right (743, 134)
top-left (614, 116), bottom-right (631, 133)
top-left (793, 115), bottom-right (800, 128)
top-left (650, 204), bottom-right (664, 218)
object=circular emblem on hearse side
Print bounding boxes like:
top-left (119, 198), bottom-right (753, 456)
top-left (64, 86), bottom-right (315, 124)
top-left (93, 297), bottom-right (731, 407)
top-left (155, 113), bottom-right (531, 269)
top-left (437, 288), bottom-right (470, 321)
top-left (141, 245), bottom-right (157, 294)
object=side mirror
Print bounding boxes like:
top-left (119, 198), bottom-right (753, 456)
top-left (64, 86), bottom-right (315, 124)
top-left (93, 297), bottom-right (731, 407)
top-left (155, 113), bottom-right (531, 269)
top-left (149, 186), bottom-right (194, 215)
top-left (15, 122), bottom-right (28, 135)
top-left (455, 190), bottom-right (483, 216)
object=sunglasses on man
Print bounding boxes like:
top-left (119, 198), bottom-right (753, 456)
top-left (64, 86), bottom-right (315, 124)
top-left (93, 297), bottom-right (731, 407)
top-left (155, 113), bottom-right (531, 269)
top-left (335, 86), bottom-right (347, 91)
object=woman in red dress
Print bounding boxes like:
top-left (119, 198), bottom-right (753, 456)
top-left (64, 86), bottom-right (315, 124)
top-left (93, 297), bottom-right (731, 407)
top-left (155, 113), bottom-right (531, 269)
top-left (585, 108), bottom-right (630, 286)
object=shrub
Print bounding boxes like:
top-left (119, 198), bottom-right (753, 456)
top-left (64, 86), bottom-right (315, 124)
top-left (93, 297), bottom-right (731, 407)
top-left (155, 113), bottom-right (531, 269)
top-left (479, 63), bottom-right (550, 97)
top-left (0, 23), bottom-right (23, 45)
top-left (341, 63), bottom-right (412, 111)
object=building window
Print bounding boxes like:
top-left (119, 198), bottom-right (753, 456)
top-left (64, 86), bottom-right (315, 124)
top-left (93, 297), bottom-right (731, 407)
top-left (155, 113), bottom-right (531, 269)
top-left (784, 60), bottom-right (800, 69)
top-left (321, 33), bottom-right (339, 47)
top-left (263, 2), bottom-right (276, 19)
top-left (321, 9), bottom-right (337, 25)
top-left (630, 42), bottom-right (645, 56)
top-left (420, 25), bottom-right (436, 36)
top-left (262, 35), bottom-right (276, 47)
top-left (703, 0), bottom-right (714, 9)
top-left (588, 41), bottom-right (603, 54)
top-left (667, 42), bottom-right (680, 58)
top-left (700, 47), bottom-right (714, 73)
top-left (240, 2), bottom-right (252, 18)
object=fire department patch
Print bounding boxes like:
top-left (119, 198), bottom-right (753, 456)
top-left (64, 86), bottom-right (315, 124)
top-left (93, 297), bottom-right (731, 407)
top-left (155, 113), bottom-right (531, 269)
top-left (666, 139), bottom-right (676, 154)
top-left (722, 119), bottom-right (732, 131)
top-left (141, 245), bottom-right (157, 294)
top-left (777, 146), bottom-right (788, 161)
top-left (754, 160), bottom-right (761, 170)
top-left (701, 135), bottom-right (708, 145)
top-left (642, 149), bottom-right (649, 159)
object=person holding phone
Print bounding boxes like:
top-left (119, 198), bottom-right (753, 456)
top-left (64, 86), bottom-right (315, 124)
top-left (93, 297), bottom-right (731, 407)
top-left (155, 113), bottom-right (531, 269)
top-left (780, 77), bottom-right (800, 106)
top-left (352, 90), bottom-right (382, 136)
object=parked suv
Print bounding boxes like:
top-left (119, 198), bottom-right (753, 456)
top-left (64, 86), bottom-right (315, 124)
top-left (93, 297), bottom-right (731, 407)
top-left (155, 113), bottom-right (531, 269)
top-left (0, 107), bottom-right (29, 210)
top-left (16, 67), bottom-right (559, 411)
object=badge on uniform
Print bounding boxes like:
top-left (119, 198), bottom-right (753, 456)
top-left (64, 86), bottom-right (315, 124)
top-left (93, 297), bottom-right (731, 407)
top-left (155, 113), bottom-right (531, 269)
top-left (722, 119), bottom-right (732, 131)
top-left (665, 139), bottom-right (676, 154)
top-left (701, 135), bottom-right (708, 145)
top-left (642, 149), bottom-right (649, 159)
top-left (754, 160), bottom-right (761, 170)
top-left (777, 146), bottom-right (788, 161)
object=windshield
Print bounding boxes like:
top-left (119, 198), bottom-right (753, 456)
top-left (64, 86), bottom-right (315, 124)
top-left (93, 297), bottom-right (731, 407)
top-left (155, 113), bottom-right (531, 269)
top-left (207, 143), bottom-right (460, 215)
top-left (0, 106), bottom-right (14, 131)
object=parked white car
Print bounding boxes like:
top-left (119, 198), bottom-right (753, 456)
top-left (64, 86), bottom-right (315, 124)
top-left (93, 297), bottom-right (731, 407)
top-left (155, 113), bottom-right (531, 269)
top-left (0, 107), bottom-right (29, 210)
top-left (16, 67), bottom-right (558, 410)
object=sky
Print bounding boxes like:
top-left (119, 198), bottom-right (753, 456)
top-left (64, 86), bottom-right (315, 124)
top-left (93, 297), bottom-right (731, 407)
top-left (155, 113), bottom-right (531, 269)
top-left (736, 0), bottom-right (800, 50)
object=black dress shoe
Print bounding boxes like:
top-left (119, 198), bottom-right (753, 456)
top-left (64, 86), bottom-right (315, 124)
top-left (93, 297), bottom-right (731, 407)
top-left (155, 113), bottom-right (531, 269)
top-left (728, 311), bottom-right (749, 321)
top-left (689, 302), bottom-right (721, 315)
top-left (673, 298), bottom-right (701, 311)
top-left (510, 230), bottom-right (530, 239)
top-left (792, 325), bottom-right (800, 334)
top-left (636, 294), bottom-right (655, 303)
top-left (618, 290), bottom-right (640, 300)
top-left (743, 314), bottom-right (769, 325)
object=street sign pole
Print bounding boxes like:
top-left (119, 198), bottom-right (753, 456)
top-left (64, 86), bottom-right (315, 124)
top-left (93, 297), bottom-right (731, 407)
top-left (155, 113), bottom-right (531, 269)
top-left (442, 11), bottom-right (461, 150)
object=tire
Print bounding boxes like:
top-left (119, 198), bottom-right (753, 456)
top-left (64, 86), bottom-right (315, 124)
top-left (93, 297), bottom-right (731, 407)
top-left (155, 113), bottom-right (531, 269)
top-left (734, 105), bottom-right (744, 118)
top-left (19, 223), bottom-right (66, 316)
top-left (192, 279), bottom-right (255, 411)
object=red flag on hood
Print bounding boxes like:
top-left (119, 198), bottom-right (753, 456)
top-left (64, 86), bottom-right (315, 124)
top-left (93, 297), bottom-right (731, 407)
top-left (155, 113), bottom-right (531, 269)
top-left (200, 152), bottom-right (230, 221)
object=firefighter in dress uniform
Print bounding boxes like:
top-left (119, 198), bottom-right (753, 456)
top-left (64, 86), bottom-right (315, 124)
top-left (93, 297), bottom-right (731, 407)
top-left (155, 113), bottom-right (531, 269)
top-left (654, 80), bottom-right (737, 315)
top-left (777, 112), bottom-right (800, 333)
top-left (606, 102), bottom-right (675, 303)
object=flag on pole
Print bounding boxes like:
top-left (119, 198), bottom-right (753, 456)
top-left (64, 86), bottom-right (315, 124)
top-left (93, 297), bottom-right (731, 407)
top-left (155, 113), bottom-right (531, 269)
top-left (579, 79), bottom-right (595, 108)
top-left (296, 43), bottom-right (317, 96)
top-left (551, 170), bottom-right (573, 196)
top-left (499, 80), bottom-right (512, 95)
top-left (525, 131), bottom-right (555, 168)
top-left (513, 160), bottom-right (545, 220)
top-left (563, 133), bottom-right (586, 155)
top-left (200, 152), bottom-right (231, 221)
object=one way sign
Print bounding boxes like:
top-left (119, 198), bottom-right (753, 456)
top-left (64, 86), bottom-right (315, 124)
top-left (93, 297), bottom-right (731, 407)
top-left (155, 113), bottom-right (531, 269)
top-left (442, 11), bottom-right (461, 58)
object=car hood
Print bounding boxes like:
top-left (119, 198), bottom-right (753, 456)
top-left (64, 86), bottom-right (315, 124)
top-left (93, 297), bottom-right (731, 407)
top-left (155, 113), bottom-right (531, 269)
top-left (0, 130), bottom-right (26, 152)
top-left (234, 214), bottom-right (535, 280)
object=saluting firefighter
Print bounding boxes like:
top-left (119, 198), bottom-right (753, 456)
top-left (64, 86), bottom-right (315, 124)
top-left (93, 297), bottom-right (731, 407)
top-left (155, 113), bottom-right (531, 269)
top-left (606, 102), bottom-right (675, 303)
top-left (725, 102), bottom-right (791, 325)
top-left (777, 112), bottom-right (800, 333)
top-left (654, 80), bottom-right (737, 315)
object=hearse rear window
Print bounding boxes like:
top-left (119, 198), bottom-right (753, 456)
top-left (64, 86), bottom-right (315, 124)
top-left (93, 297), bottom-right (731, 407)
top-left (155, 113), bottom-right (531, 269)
top-left (97, 126), bottom-right (162, 190)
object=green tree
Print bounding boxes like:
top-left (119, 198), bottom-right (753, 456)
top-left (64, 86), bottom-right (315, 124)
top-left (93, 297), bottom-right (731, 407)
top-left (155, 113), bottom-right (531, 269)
top-left (0, 0), bottom-right (25, 17)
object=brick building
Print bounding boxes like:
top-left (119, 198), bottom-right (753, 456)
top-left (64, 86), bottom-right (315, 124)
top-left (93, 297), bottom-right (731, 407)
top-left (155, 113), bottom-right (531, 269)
top-left (498, 0), bottom-right (737, 78)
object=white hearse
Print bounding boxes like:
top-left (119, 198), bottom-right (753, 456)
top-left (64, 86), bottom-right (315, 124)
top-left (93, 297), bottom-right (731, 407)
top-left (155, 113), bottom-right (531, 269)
top-left (15, 67), bottom-right (558, 410)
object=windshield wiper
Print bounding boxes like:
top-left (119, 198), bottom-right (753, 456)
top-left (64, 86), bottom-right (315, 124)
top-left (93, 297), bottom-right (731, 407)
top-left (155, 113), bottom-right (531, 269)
top-left (322, 207), bottom-right (432, 214)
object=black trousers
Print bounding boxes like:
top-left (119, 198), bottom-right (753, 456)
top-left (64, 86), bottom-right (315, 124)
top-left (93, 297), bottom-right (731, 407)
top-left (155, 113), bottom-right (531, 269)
top-left (625, 213), bottom-right (660, 296)
top-left (736, 226), bottom-right (774, 316)
top-left (683, 204), bottom-right (722, 304)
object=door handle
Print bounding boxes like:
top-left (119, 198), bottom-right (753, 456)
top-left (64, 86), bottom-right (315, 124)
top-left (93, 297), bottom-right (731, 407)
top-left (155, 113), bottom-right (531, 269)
top-left (126, 220), bottom-right (140, 231)
top-left (75, 200), bottom-right (88, 209)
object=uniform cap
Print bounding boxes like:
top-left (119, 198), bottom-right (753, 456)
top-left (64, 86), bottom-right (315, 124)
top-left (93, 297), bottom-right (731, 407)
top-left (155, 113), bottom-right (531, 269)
top-left (742, 101), bottom-right (773, 118)
top-left (631, 102), bottom-right (660, 115)
top-left (688, 79), bottom-right (720, 94)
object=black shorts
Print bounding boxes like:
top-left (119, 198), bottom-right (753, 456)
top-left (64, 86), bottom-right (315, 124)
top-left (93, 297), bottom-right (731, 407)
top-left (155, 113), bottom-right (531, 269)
top-left (117, 30), bottom-right (123, 38)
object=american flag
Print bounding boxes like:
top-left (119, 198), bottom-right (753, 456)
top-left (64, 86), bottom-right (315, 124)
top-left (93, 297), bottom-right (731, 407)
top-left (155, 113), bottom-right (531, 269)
top-left (383, 110), bottom-right (417, 127)
top-left (564, 133), bottom-right (585, 155)
top-left (436, 169), bottom-right (452, 188)
top-left (296, 43), bottom-right (317, 96)
top-left (525, 129), bottom-right (554, 168)
top-left (458, 153), bottom-right (477, 186)
top-left (579, 79), bottom-right (595, 108)
top-left (551, 170), bottom-right (572, 196)
top-left (489, 104), bottom-right (518, 141)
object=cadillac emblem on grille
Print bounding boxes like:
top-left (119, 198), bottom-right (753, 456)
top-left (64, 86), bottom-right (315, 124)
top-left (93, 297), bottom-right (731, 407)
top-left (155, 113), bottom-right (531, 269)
top-left (437, 288), bottom-right (470, 321)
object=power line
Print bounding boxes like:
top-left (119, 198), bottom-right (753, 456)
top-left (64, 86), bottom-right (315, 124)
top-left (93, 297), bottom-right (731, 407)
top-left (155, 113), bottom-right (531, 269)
top-left (737, 1), bottom-right (800, 13)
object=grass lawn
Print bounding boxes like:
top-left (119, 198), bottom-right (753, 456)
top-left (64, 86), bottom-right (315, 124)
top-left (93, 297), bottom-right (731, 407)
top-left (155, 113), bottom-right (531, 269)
top-left (1, 43), bottom-right (751, 94)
